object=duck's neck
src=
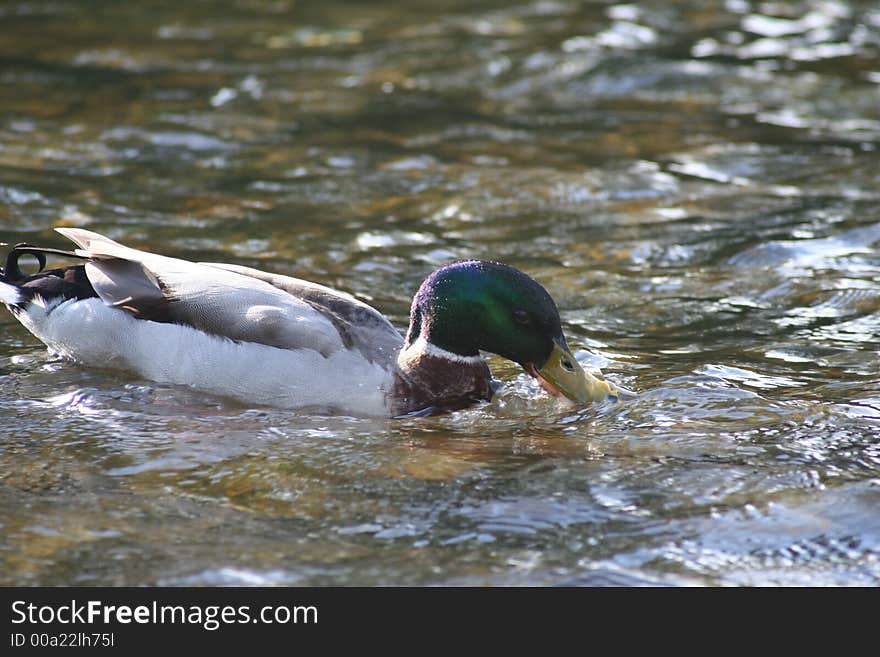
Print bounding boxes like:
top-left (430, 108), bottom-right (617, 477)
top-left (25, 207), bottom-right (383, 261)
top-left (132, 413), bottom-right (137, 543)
top-left (389, 335), bottom-right (493, 416)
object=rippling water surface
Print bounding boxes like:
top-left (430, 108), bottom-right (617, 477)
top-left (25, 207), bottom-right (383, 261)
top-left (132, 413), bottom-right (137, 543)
top-left (1, 0), bottom-right (879, 586)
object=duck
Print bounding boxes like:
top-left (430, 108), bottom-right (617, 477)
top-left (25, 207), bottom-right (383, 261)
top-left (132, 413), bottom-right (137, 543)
top-left (0, 228), bottom-right (618, 416)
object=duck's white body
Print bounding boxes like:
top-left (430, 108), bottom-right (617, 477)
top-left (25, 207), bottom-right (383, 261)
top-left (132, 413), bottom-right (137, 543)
top-left (14, 294), bottom-right (395, 415)
top-left (1, 228), bottom-right (406, 416)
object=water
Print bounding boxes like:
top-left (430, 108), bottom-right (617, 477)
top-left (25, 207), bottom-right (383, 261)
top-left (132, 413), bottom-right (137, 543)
top-left (1, 0), bottom-right (879, 586)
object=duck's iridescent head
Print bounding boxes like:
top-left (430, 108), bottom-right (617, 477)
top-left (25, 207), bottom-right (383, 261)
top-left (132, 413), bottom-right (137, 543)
top-left (405, 261), bottom-right (616, 404)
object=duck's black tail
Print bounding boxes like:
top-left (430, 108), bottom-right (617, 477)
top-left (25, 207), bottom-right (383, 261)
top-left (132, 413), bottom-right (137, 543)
top-left (0, 242), bottom-right (92, 308)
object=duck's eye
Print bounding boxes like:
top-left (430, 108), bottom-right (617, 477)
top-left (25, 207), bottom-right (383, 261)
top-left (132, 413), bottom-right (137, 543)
top-left (561, 358), bottom-right (575, 372)
top-left (513, 309), bottom-right (530, 325)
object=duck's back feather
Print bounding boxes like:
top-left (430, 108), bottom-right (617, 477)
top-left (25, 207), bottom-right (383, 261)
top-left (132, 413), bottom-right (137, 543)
top-left (56, 228), bottom-right (403, 366)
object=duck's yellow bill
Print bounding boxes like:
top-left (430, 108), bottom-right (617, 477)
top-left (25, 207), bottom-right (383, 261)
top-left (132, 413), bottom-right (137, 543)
top-left (528, 340), bottom-right (618, 405)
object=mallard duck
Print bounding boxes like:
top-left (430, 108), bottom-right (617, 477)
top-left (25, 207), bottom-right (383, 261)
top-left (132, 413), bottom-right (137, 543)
top-left (0, 228), bottom-right (618, 416)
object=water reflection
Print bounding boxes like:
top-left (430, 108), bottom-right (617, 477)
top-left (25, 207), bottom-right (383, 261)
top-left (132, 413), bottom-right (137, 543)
top-left (1, 0), bottom-right (879, 585)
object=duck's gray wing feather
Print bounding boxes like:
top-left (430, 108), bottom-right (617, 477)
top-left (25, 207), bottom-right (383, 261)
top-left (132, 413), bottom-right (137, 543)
top-left (199, 262), bottom-right (404, 366)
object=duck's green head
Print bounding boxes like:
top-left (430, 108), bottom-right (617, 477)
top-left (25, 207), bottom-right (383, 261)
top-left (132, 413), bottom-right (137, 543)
top-left (405, 260), bottom-right (616, 404)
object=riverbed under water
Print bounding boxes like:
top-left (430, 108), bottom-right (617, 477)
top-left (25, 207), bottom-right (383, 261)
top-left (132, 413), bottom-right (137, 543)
top-left (1, 0), bottom-right (879, 586)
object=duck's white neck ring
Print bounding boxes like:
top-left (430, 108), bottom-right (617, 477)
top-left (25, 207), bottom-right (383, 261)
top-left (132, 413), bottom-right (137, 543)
top-left (400, 335), bottom-right (485, 365)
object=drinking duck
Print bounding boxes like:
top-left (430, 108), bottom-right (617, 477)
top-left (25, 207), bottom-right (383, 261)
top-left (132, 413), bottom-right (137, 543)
top-left (0, 228), bottom-right (618, 416)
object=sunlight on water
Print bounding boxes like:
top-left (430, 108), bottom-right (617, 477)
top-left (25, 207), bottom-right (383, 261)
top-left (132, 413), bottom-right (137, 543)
top-left (1, 0), bottom-right (879, 586)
